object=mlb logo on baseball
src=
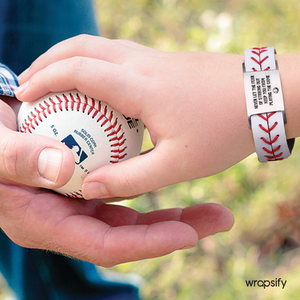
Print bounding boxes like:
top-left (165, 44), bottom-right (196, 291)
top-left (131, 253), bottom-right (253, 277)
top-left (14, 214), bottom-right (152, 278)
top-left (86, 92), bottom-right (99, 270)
top-left (61, 135), bottom-right (88, 165)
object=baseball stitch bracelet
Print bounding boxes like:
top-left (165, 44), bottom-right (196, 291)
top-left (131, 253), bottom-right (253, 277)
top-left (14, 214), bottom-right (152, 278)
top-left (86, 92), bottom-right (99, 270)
top-left (243, 47), bottom-right (295, 162)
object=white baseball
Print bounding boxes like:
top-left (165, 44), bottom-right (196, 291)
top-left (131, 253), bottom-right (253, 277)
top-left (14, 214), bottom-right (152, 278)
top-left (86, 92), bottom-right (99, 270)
top-left (17, 90), bottom-right (144, 198)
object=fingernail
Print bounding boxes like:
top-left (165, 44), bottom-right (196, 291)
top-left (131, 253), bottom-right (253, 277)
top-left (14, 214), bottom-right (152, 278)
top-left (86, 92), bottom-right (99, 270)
top-left (38, 148), bottom-right (62, 183)
top-left (82, 182), bottom-right (109, 200)
top-left (14, 81), bottom-right (29, 97)
top-left (18, 68), bottom-right (29, 82)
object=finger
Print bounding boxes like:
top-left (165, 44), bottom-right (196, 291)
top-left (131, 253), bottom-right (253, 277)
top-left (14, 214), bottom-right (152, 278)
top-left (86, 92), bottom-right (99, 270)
top-left (0, 96), bottom-right (22, 117)
top-left (94, 202), bottom-right (234, 237)
top-left (56, 218), bottom-right (197, 267)
top-left (178, 203), bottom-right (235, 239)
top-left (82, 144), bottom-right (185, 200)
top-left (98, 151), bottom-right (151, 203)
top-left (21, 57), bottom-right (120, 100)
top-left (15, 57), bottom-right (142, 117)
top-left (18, 35), bottom-right (140, 83)
top-left (46, 202), bottom-right (233, 267)
top-left (0, 118), bottom-right (74, 188)
top-left (101, 194), bottom-right (142, 203)
top-left (1, 183), bottom-right (233, 267)
top-left (0, 99), bottom-right (19, 131)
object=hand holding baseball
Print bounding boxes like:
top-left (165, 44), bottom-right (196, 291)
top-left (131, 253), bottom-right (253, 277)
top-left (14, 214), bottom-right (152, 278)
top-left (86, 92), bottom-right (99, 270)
top-left (17, 91), bottom-right (144, 198)
top-left (16, 35), bottom-right (257, 200)
top-left (0, 95), bottom-right (233, 267)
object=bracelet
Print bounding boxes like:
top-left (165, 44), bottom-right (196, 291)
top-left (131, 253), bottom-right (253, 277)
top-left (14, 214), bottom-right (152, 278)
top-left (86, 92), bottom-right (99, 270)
top-left (243, 47), bottom-right (295, 162)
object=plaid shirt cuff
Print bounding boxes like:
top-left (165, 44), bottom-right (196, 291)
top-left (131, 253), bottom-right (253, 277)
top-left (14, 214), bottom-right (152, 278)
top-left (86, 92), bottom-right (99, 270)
top-left (0, 63), bottom-right (19, 97)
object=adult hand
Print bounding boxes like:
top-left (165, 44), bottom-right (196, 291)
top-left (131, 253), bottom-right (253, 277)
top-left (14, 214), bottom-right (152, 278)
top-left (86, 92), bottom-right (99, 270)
top-left (16, 35), bottom-right (255, 201)
top-left (0, 96), bottom-right (74, 189)
top-left (0, 96), bottom-right (234, 266)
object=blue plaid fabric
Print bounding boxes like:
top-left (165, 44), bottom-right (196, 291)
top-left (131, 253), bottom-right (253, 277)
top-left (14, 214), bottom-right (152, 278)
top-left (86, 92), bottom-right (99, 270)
top-left (0, 63), bottom-right (19, 97)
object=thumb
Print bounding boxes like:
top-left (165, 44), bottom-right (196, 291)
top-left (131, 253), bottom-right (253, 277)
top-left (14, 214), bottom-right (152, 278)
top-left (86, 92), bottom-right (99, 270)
top-left (82, 145), bottom-right (178, 200)
top-left (0, 124), bottom-right (75, 188)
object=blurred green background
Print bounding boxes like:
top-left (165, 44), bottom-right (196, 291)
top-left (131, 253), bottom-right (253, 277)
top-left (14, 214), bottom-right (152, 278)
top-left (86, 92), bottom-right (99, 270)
top-left (2, 0), bottom-right (300, 299)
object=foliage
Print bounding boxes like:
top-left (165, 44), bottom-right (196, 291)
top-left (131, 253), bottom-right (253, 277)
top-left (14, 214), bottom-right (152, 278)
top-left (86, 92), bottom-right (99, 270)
top-left (94, 0), bottom-right (300, 53)
top-left (93, 0), bottom-right (300, 299)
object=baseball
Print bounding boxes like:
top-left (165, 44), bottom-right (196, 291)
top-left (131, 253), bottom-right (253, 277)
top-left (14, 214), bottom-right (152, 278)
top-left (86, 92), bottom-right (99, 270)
top-left (17, 90), bottom-right (144, 198)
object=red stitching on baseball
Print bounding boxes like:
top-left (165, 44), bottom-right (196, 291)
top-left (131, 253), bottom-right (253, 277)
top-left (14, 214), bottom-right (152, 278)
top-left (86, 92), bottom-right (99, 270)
top-left (106, 119), bottom-right (118, 133)
top-left (97, 114), bottom-right (105, 123)
top-left (101, 119), bottom-right (109, 127)
top-left (30, 112), bottom-right (38, 127)
top-left (87, 98), bottom-right (95, 115)
top-left (62, 94), bottom-right (69, 110)
top-left (54, 95), bottom-right (63, 111)
top-left (27, 115), bottom-right (35, 131)
top-left (49, 99), bottom-right (57, 113)
top-left (112, 139), bottom-right (125, 147)
top-left (76, 95), bottom-right (81, 111)
top-left (44, 101), bottom-right (51, 114)
top-left (38, 103), bottom-right (47, 118)
top-left (34, 108), bottom-right (42, 122)
top-left (19, 92), bottom-right (128, 185)
top-left (22, 120), bottom-right (32, 133)
top-left (65, 191), bottom-right (83, 199)
top-left (112, 148), bottom-right (126, 154)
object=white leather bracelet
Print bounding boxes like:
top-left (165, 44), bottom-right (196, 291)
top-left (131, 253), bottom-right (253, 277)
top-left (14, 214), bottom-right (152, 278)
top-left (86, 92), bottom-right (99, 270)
top-left (243, 47), bottom-right (294, 162)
